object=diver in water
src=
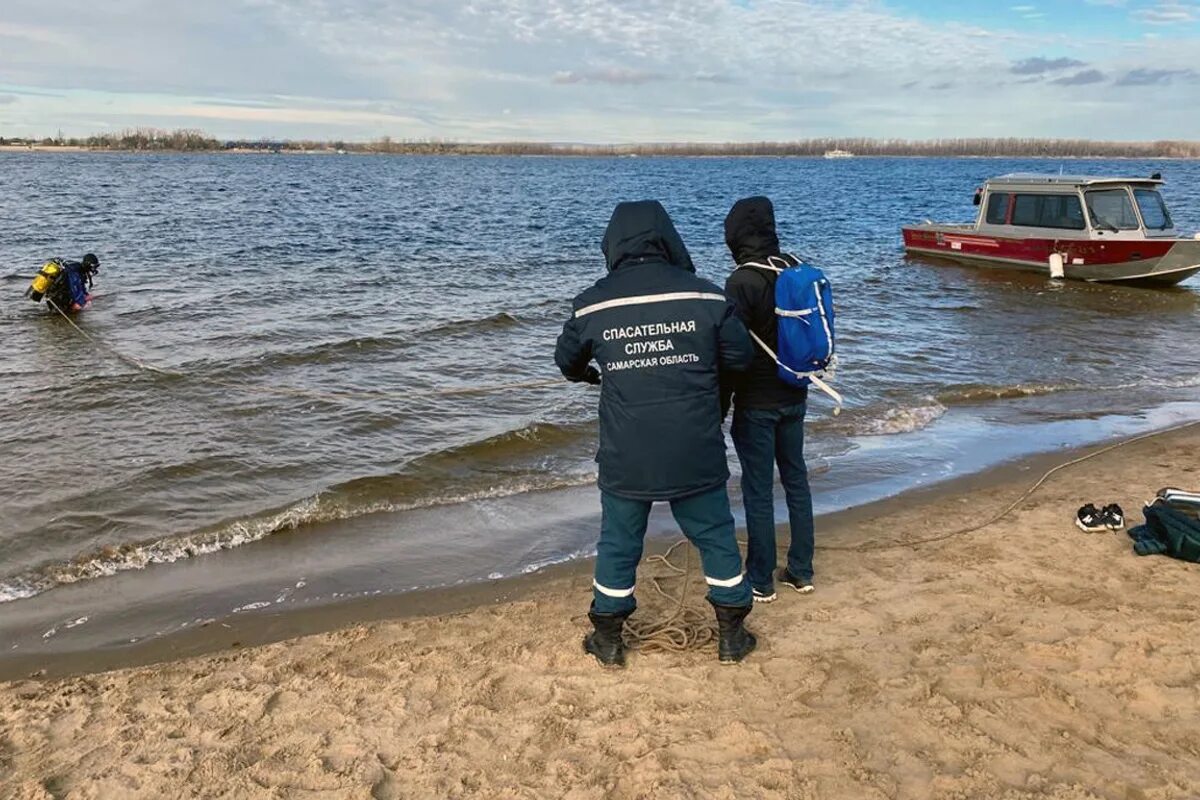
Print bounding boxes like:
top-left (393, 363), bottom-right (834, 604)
top-left (26, 253), bottom-right (100, 312)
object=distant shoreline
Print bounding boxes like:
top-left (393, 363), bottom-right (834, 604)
top-left (5, 129), bottom-right (1200, 158)
top-left (3, 144), bottom-right (1198, 160)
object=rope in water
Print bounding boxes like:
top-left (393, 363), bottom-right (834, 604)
top-left (44, 299), bottom-right (564, 400)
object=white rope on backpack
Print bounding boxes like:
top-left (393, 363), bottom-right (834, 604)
top-left (746, 329), bottom-right (844, 414)
top-left (737, 255), bottom-right (843, 415)
top-left (737, 254), bottom-right (794, 274)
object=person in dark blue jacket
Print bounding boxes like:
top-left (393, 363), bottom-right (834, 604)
top-left (722, 197), bottom-right (816, 603)
top-left (555, 200), bottom-right (758, 667)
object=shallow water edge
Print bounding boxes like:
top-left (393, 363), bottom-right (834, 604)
top-left (4, 401), bottom-right (1198, 682)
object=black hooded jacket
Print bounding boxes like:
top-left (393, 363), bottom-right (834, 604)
top-left (722, 197), bottom-right (810, 411)
top-left (555, 201), bottom-right (754, 501)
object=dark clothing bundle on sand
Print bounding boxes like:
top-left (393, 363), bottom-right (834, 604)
top-left (1129, 494), bottom-right (1200, 561)
top-left (555, 200), bottom-right (754, 501)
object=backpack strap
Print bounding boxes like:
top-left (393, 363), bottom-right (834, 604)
top-left (736, 254), bottom-right (799, 274)
top-left (745, 329), bottom-right (844, 414)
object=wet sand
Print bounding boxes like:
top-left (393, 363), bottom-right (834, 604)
top-left (4, 426), bottom-right (1200, 799)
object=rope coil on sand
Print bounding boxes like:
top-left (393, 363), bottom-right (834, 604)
top-left (622, 542), bottom-right (718, 653)
top-left (41, 300), bottom-right (1200, 653)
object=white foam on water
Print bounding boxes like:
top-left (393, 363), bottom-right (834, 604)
top-left (0, 473), bottom-right (597, 605)
top-left (520, 546), bottom-right (598, 575)
top-left (41, 616), bottom-right (89, 640)
top-left (857, 401), bottom-right (948, 436)
top-left (232, 601), bottom-right (271, 613)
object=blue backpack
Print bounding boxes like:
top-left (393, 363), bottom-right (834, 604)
top-left (738, 255), bottom-right (842, 412)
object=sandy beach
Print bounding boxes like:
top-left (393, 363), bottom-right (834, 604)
top-left (4, 425), bottom-right (1200, 799)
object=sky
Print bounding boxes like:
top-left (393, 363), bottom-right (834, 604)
top-left (1, 0), bottom-right (1198, 142)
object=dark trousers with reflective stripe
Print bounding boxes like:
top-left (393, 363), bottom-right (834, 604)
top-left (593, 486), bottom-right (751, 615)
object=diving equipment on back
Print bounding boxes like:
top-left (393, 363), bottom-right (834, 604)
top-left (25, 253), bottom-right (100, 312)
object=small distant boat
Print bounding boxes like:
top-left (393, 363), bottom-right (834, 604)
top-left (824, 149), bottom-right (854, 159)
top-left (902, 173), bottom-right (1200, 285)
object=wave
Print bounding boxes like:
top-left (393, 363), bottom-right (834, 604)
top-left (936, 382), bottom-right (1080, 405)
top-left (818, 373), bottom-right (1200, 439)
top-left (0, 473), bottom-right (596, 605)
top-left (425, 311), bottom-right (524, 335)
top-left (811, 398), bottom-right (947, 437)
top-left (184, 312), bottom-right (530, 378)
top-left (227, 333), bottom-right (410, 373)
top-left (1143, 374), bottom-right (1200, 390)
top-left (858, 401), bottom-right (947, 436)
top-left (0, 420), bottom-right (598, 604)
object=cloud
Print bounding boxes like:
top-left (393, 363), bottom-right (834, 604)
top-left (0, 86), bottom-right (61, 98)
top-left (0, 94), bottom-right (18, 105)
top-left (1, 0), bottom-right (1200, 141)
top-left (551, 68), bottom-right (665, 86)
top-left (1011, 56), bottom-right (1088, 75)
top-left (1114, 67), bottom-right (1198, 85)
top-left (0, 0), bottom-right (383, 100)
top-left (1050, 69), bottom-right (1107, 85)
top-left (693, 72), bottom-right (736, 84)
top-left (1133, 2), bottom-right (1199, 23)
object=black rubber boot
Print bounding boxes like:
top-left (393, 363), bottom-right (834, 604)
top-left (583, 609), bottom-right (631, 668)
top-left (710, 600), bottom-right (757, 665)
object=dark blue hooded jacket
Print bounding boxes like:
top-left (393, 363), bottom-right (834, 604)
top-left (555, 201), bottom-right (754, 501)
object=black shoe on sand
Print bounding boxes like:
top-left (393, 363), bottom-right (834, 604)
top-left (1075, 504), bottom-right (1107, 533)
top-left (777, 568), bottom-right (815, 594)
top-left (709, 600), bottom-right (756, 665)
top-left (583, 609), bottom-right (631, 668)
top-left (1101, 503), bottom-right (1125, 531)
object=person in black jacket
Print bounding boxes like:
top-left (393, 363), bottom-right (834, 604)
top-left (555, 200), bottom-right (757, 667)
top-left (722, 196), bottom-right (816, 603)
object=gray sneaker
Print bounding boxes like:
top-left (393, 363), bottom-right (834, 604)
top-left (777, 568), bottom-right (814, 594)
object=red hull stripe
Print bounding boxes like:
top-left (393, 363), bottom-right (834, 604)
top-left (902, 230), bottom-right (1174, 266)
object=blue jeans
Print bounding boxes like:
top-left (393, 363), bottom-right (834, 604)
top-left (592, 486), bottom-right (752, 615)
top-left (731, 402), bottom-right (815, 592)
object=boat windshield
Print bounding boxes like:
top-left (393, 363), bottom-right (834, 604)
top-left (1085, 189), bottom-right (1140, 231)
top-left (1134, 188), bottom-right (1174, 231)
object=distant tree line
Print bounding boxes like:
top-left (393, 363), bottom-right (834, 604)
top-left (3, 129), bottom-right (1199, 158)
top-left (1, 128), bottom-right (219, 151)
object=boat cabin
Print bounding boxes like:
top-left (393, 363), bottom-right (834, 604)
top-left (973, 174), bottom-right (1177, 240)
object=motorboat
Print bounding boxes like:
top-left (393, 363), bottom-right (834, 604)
top-left (902, 173), bottom-right (1200, 284)
top-left (824, 149), bottom-right (854, 159)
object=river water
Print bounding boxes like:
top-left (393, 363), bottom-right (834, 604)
top-left (2, 153), bottom-right (1199, 648)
